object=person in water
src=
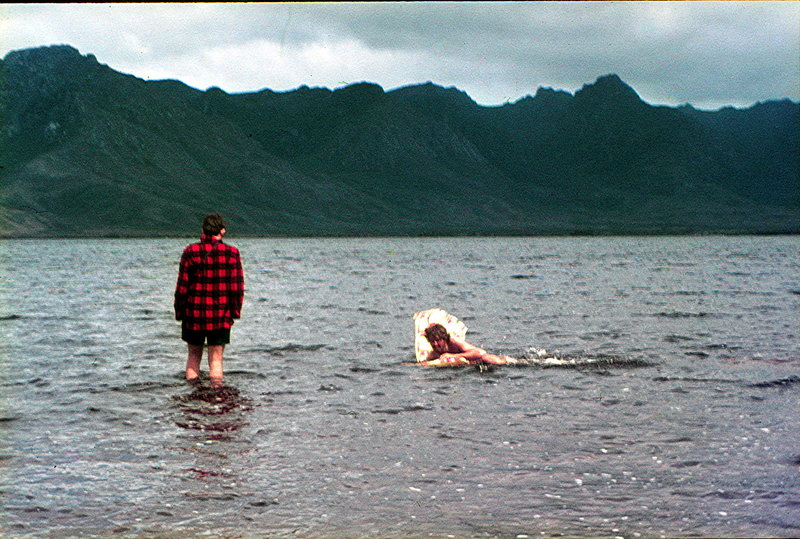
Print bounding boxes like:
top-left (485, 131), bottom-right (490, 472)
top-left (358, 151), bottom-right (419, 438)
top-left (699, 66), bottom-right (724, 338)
top-left (174, 213), bottom-right (245, 383)
top-left (416, 323), bottom-right (509, 367)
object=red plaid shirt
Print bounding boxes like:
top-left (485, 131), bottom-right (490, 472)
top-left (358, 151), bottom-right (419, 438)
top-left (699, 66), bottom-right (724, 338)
top-left (174, 234), bottom-right (245, 331)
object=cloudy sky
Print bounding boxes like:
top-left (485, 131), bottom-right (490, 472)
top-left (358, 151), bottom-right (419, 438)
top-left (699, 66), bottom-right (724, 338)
top-left (1, 2), bottom-right (798, 110)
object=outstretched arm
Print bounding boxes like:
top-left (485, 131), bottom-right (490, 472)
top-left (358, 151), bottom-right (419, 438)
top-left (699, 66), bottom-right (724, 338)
top-left (443, 337), bottom-right (508, 365)
top-left (445, 337), bottom-right (488, 361)
top-left (412, 356), bottom-right (473, 367)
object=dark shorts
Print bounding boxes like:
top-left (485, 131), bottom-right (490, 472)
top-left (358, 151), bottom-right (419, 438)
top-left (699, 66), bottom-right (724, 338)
top-left (181, 325), bottom-right (231, 346)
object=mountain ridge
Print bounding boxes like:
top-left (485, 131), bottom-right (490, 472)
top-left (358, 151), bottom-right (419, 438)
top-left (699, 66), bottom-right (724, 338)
top-left (1, 45), bottom-right (797, 237)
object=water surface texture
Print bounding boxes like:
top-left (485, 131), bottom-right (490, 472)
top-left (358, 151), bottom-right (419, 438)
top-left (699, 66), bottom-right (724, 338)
top-left (1, 236), bottom-right (799, 537)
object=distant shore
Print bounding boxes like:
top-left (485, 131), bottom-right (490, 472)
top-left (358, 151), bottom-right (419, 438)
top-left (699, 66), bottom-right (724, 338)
top-left (1, 230), bottom-right (798, 240)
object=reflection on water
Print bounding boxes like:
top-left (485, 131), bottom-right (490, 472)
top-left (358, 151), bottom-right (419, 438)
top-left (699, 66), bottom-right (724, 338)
top-left (169, 380), bottom-right (259, 513)
top-left (173, 381), bottom-right (253, 442)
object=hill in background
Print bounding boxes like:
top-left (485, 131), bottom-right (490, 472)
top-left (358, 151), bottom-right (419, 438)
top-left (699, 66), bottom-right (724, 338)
top-left (1, 45), bottom-right (797, 237)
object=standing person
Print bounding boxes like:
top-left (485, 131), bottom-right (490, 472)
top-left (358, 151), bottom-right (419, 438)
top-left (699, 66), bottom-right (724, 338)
top-left (174, 213), bottom-right (244, 383)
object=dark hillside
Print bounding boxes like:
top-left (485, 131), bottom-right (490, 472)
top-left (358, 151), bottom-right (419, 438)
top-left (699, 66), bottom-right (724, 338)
top-left (1, 45), bottom-right (797, 237)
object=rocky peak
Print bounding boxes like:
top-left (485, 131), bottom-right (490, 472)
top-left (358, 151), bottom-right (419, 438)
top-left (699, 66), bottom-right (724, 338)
top-left (3, 45), bottom-right (102, 96)
top-left (574, 73), bottom-right (643, 107)
top-left (4, 44), bottom-right (97, 71)
top-left (391, 82), bottom-right (476, 106)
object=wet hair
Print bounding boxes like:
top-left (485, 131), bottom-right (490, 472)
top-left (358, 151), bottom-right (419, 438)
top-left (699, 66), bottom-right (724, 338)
top-left (202, 213), bottom-right (226, 236)
top-left (424, 323), bottom-right (450, 343)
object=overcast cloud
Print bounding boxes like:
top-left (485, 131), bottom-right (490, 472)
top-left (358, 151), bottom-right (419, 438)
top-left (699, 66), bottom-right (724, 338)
top-left (1, 2), bottom-right (797, 109)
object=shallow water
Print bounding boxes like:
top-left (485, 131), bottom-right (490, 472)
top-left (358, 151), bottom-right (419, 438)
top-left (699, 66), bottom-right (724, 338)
top-left (1, 236), bottom-right (799, 537)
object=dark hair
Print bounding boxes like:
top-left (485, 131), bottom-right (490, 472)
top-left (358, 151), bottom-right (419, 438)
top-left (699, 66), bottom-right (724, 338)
top-left (424, 323), bottom-right (450, 342)
top-left (202, 213), bottom-right (226, 236)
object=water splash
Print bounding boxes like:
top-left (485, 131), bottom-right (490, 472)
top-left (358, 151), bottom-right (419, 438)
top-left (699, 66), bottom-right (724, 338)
top-left (512, 348), bottom-right (651, 368)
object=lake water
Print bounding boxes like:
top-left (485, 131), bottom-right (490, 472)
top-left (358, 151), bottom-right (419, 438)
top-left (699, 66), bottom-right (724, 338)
top-left (1, 236), bottom-right (798, 538)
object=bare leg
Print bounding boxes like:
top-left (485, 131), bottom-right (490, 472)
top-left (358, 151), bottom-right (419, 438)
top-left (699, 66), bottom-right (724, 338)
top-left (186, 344), bottom-right (204, 380)
top-left (207, 345), bottom-right (225, 385)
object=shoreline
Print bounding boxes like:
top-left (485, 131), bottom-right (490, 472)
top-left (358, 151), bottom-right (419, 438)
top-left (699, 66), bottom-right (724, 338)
top-left (1, 230), bottom-right (799, 240)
